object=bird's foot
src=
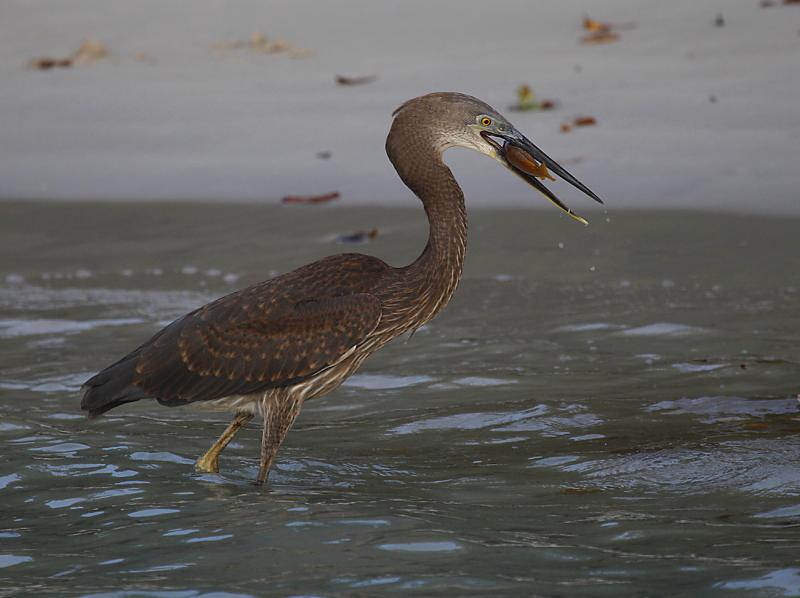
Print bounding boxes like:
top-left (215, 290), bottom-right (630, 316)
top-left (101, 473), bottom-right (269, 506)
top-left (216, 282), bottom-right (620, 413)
top-left (254, 454), bottom-right (275, 486)
top-left (195, 452), bottom-right (220, 474)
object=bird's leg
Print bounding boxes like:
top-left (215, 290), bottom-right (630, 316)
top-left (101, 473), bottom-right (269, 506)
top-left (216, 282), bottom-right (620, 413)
top-left (255, 396), bottom-right (304, 485)
top-left (195, 412), bottom-right (254, 473)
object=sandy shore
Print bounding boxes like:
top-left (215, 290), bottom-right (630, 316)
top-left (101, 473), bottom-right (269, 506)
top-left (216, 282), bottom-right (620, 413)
top-left (1, 0), bottom-right (799, 214)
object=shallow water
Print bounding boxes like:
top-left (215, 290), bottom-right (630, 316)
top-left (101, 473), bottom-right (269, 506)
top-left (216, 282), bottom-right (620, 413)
top-left (1, 202), bottom-right (799, 597)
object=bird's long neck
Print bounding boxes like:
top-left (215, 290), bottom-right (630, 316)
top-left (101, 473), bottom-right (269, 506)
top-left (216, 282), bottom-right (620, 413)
top-left (385, 124), bottom-right (468, 327)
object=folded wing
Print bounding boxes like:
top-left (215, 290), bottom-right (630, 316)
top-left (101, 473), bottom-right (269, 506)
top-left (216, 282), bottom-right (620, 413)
top-left (81, 254), bottom-right (387, 416)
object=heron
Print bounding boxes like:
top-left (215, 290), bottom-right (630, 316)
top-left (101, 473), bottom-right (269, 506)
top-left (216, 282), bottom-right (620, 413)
top-left (81, 92), bottom-right (602, 484)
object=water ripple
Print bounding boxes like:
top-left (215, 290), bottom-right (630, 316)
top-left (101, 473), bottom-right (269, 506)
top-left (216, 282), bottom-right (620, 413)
top-left (185, 534), bottom-right (233, 544)
top-left (620, 323), bottom-right (708, 337)
top-left (389, 405), bottom-right (548, 435)
top-left (2, 372), bottom-right (94, 394)
top-left (128, 508), bottom-right (180, 518)
top-left (0, 555), bottom-right (33, 569)
top-left (377, 541), bottom-right (462, 553)
top-left (344, 374), bottom-right (435, 390)
top-left (130, 451), bottom-right (195, 465)
top-left (719, 568), bottom-right (800, 594)
top-left (646, 395), bottom-right (799, 422)
top-left (557, 322), bottom-right (625, 332)
top-left (561, 438), bottom-right (800, 496)
top-left (0, 318), bottom-right (143, 338)
top-left (0, 474), bottom-right (21, 490)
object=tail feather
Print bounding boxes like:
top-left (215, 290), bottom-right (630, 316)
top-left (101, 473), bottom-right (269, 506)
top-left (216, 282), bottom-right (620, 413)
top-left (81, 352), bottom-right (149, 418)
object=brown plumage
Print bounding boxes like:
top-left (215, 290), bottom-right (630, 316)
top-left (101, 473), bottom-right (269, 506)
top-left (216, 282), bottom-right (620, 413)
top-left (81, 92), bottom-right (602, 484)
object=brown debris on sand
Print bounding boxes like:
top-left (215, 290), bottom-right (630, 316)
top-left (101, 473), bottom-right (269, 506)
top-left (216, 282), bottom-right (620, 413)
top-left (573, 116), bottom-right (597, 127)
top-left (134, 51), bottom-right (156, 65)
top-left (337, 229), bottom-right (379, 244)
top-left (581, 16), bottom-right (619, 44)
top-left (212, 32), bottom-right (312, 59)
top-left (335, 74), bottom-right (377, 86)
top-left (72, 39), bottom-right (108, 64)
top-left (28, 38), bottom-right (108, 70)
top-left (581, 30), bottom-right (620, 44)
top-left (29, 57), bottom-right (72, 70)
top-left (583, 16), bottom-right (614, 34)
top-left (508, 84), bottom-right (557, 112)
top-left (281, 192), bottom-right (340, 205)
top-left (560, 116), bottom-right (598, 133)
top-left (580, 15), bottom-right (636, 44)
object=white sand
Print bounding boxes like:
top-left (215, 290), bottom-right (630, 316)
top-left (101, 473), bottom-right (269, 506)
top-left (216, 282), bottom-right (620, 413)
top-left (1, 0), bottom-right (799, 214)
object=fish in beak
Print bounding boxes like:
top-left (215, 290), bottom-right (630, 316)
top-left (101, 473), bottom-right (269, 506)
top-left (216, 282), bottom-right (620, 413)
top-left (481, 129), bottom-right (603, 225)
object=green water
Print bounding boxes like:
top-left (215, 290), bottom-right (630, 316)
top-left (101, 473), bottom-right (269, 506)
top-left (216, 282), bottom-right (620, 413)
top-left (1, 201), bottom-right (799, 596)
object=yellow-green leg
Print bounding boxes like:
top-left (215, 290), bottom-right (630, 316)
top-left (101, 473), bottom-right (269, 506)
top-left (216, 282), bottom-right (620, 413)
top-left (195, 412), bottom-right (254, 473)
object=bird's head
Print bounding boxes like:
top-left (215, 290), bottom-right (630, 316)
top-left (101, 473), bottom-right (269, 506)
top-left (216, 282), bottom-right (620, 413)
top-left (391, 92), bottom-right (603, 225)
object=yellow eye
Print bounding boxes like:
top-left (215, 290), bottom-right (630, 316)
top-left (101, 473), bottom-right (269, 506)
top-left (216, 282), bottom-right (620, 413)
top-left (480, 117), bottom-right (492, 127)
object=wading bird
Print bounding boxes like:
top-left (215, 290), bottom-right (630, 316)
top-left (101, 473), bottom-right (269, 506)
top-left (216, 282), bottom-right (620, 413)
top-left (81, 92), bottom-right (602, 484)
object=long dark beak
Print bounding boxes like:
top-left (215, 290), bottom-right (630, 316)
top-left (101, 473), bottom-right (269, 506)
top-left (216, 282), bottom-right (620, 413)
top-left (483, 130), bottom-right (603, 225)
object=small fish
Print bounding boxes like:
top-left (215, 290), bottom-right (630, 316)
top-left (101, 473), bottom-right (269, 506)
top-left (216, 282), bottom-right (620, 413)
top-left (504, 145), bottom-right (556, 181)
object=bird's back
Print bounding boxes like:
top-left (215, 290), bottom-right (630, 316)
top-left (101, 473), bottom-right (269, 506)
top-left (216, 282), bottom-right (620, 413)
top-left (81, 253), bottom-right (392, 417)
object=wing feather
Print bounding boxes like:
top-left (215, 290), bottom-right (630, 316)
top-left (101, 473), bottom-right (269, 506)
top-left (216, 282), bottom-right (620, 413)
top-left (126, 254), bottom-right (387, 405)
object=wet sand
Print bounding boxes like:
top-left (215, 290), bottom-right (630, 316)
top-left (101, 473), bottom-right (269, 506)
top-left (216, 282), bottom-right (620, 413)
top-left (2, 0), bottom-right (800, 212)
